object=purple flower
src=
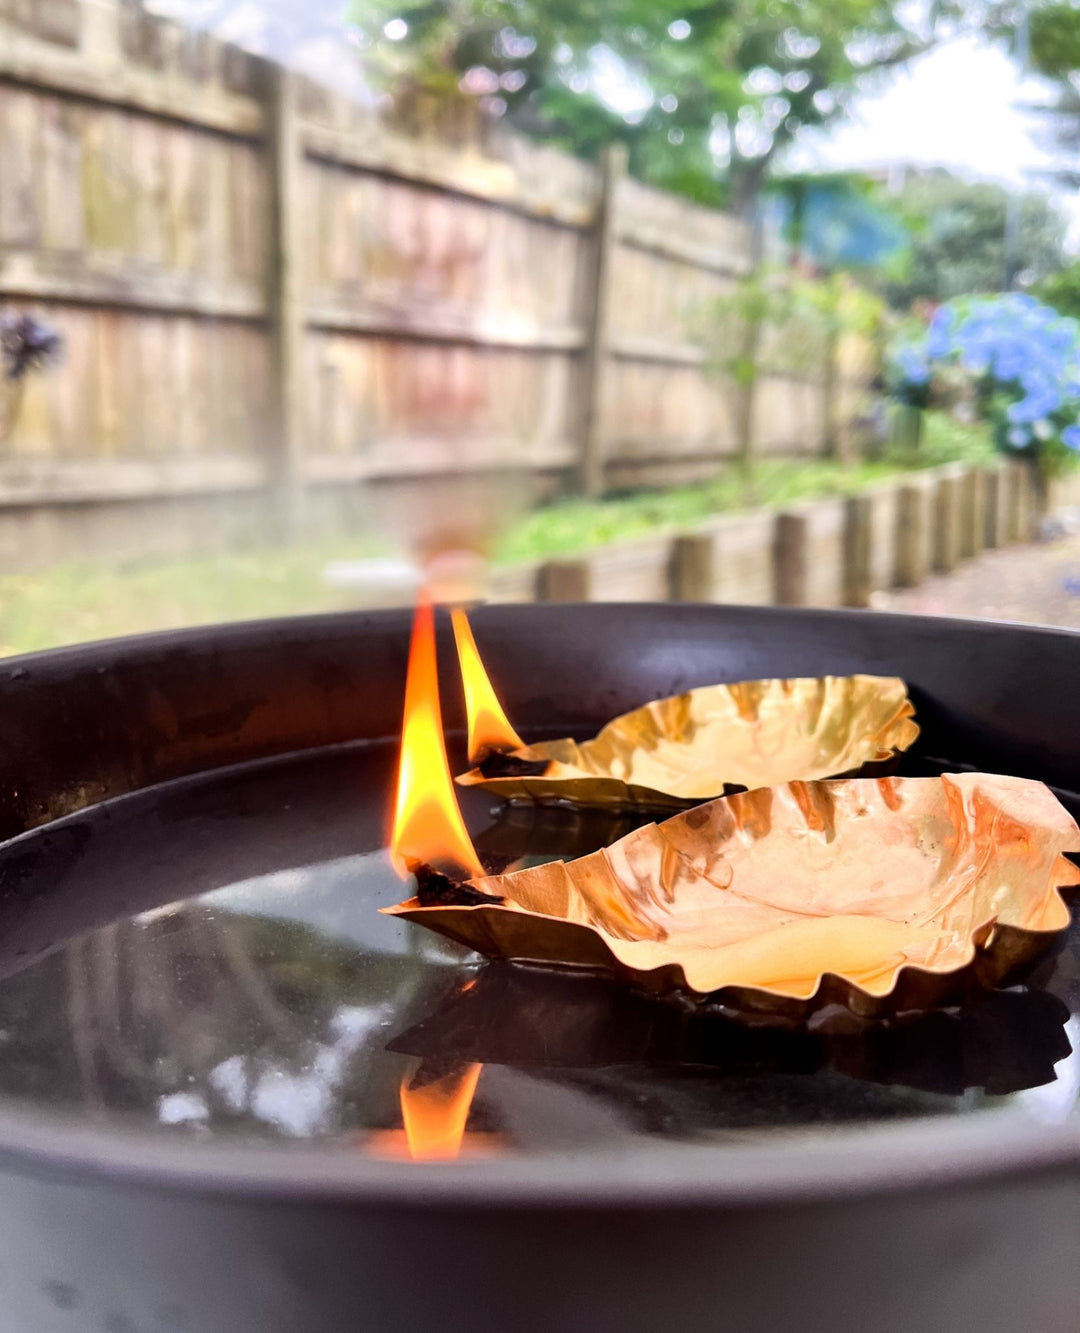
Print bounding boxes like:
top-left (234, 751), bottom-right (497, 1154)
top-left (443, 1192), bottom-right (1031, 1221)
top-left (1, 312), bottom-right (63, 383)
top-left (1063, 424), bottom-right (1080, 452)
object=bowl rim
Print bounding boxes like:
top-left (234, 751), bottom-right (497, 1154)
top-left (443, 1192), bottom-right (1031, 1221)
top-left (0, 1092), bottom-right (1074, 1207)
top-left (0, 603), bottom-right (1077, 1207)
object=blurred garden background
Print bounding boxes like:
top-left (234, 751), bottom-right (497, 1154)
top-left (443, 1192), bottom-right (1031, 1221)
top-left (3, 0), bottom-right (1080, 650)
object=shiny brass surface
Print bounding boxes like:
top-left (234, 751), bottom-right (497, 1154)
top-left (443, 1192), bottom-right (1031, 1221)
top-left (388, 774), bottom-right (1080, 1017)
top-left (457, 675), bottom-right (919, 807)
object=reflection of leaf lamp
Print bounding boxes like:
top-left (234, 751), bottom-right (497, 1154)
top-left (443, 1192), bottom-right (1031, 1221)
top-left (390, 961), bottom-right (1074, 1101)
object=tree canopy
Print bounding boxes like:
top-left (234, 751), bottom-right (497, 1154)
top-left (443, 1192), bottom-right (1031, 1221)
top-left (1029, 2), bottom-right (1080, 80)
top-left (353, 0), bottom-right (938, 214)
top-left (880, 170), bottom-right (1067, 309)
top-left (1002, 1), bottom-right (1080, 178)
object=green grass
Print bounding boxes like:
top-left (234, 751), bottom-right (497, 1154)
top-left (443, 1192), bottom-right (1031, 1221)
top-left (0, 535), bottom-right (384, 657)
top-left (0, 411), bottom-right (999, 658)
top-left (494, 457), bottom-right (894, 564)
top-left (905, 410), bottom-right (999, 469)
top-left (494, 411), bottom-right (999, 564)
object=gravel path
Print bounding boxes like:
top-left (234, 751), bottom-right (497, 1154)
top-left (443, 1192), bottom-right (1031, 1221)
top-left (873, 535), bottom-right (1080, 628)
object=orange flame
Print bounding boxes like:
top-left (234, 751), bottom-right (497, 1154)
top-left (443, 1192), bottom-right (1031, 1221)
top-left (451, 608), bottom-right (524, 763)
top-left (400, 1063), bottom-right (483, 1160)
top-left (390, 597), bottom-right (482, 879)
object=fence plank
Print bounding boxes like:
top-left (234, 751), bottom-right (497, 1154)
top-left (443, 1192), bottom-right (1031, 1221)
top-left (266, 65), bottom-right (305, 530)
top-left (302, 122), bottom-right (597, 230)
top-left (615, 176), bottom-right (752, 277)
top-left (0, 23), bottom-right (264, 137)
top-left (0, 456), bottom-right (265, 504)
top-left (609, 337), bottom-right (707, 367)
top-left (578, 142), bottom-right (625, 497)
top-left (307, 302), bottom-right (585, 352)
top-left (0, 255), bottom-right (265, 317)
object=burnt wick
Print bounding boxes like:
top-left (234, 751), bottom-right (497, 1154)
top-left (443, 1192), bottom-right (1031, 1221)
top-left (412, 862), bottom-right (505, 908)
top-left (476, 748), bottom-right (550, 779)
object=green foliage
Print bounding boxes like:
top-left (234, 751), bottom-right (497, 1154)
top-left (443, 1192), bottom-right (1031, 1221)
top-left (881, 171), bottom-right (1067, 308)
top-left (494, 460), bottom-right (886, 564)
top-left (705, 268), bottom-right (888, 383)
top-left (909, 408), bottom-right (999, 469)
top-left (1030, 3), bottom-right (1080, 79)
top-left (353, 0), bottom-right (935, 211)
top-left (497, 412), bottom-right (994, 563)
top-left (1037, 260), bottom-right (1080, 321)
top-left (989, 2), bottom-right (1080, 173)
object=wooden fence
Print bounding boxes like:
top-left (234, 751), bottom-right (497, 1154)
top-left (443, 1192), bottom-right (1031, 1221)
top-left (0, 0), bottom-right (871, 571)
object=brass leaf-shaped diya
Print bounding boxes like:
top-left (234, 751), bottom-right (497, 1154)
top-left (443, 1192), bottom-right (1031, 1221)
top-left (457, 675), bottom-right (919, 807)
top-left (386, 774), bottom-right (1080, 1018)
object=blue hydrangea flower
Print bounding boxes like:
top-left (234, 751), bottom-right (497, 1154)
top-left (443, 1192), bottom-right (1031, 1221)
top-left (893, 344), bottom-right (930, 385)
top-left (926, 307), bottom-right (955, 359)
top-left (1008, 389), bottom-right (1061, 424)
top-left (892, 292), bottom-right (1080, 460)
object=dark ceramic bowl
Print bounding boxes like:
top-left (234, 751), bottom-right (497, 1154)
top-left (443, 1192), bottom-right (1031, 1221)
top-left (0, 604), bottom-right (1076, 1333)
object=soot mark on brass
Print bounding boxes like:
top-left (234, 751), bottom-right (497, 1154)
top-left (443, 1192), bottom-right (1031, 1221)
top-left (413, 862), bottom-right (506, 908)
top-left (477, 750), bottom-right (551, 779)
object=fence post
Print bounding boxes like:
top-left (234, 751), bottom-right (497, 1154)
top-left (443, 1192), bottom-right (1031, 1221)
top-left (671, 533), bottom-right (715, 602)
top-left (578, 142), bottom-right (626, 499)
top-left (984, 465), bottom-right (1005, 548)
top-left (957, 467), bottom-right (984, 560)
top-left (539, 558), bottom-right (592, 602)
top-left (932, 471), bottom-right (961, 573)
top-left (1017, 461), bottom-right (1040, 539)
top-left (895, 483), bottom-right (929, 588)
top-left (774, 511), bottom-right (808, 606)
top-left (842, 494), bottom-right (873, 607)
top-left (266, 64), bottom-right (306, 536)
top-left (1006, 460), bottom-right (1029, 542)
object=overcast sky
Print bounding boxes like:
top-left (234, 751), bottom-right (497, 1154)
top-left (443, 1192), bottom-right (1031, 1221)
top-left (789, 31), bottom-right (1080, 239)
